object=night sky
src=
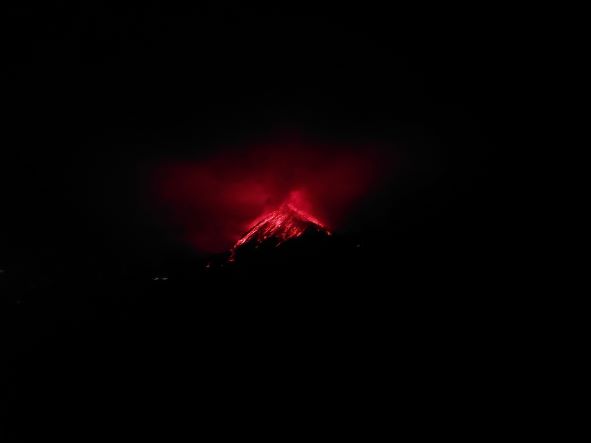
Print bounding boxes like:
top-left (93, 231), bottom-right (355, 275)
top-left (2, 4), bottom-right (520, 278)
top-left (2, 3), bottom-right (530, 440)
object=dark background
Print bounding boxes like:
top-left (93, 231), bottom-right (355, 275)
top-left (2, 2), bottom-right (532, 440)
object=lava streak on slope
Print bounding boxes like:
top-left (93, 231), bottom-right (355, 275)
top-left (234, 202), bottom-right (330, 250)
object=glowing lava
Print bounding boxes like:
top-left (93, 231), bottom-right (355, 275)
top-left (232, 203), bottom-right (331, 252)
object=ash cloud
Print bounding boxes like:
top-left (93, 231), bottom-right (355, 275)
top-left (150, 137), bottom-right (396, 253)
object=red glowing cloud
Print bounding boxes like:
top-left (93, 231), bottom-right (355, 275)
top-left (150, 138), bottom-right (395, 253)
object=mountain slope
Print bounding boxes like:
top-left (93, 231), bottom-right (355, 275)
top-left (230, 204), bottom-right (331, 260)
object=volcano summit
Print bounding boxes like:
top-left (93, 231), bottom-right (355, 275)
top-left (229, 203), bottom-right (331, 262)
top-left (234, 204), bottom-right (330, 249)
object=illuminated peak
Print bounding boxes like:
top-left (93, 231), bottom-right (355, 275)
top-left (232, 203), bottom-right (330, 252)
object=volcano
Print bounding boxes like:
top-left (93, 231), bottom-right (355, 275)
top-left (230, 203), bottom-right (331, 261)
